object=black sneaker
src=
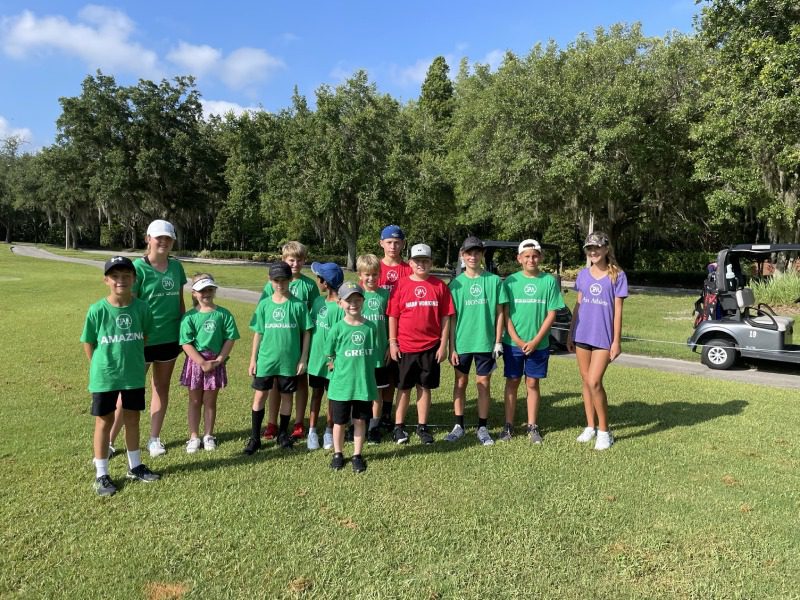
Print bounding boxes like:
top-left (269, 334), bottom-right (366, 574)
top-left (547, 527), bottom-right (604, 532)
top-left (126, 464), bottom-right (160, 483)
top-left (498, 424), bottom-right (513, 442)
top-left (367, 427), bottom-right (383, 445)
top-left (417, 425), bottom-right (434, 444)
top-left (351, 454), bottom-right (367, 473)
top-left (243, 437), bottom-right (261, 455)
top-left (380, 416), bottom-right (394, 432)
top-left (278, 432), bottom-right (295, 449)
top-left (93, 474), bottom-right (117, 496)
top-left (392, 426), bottom-right (409, 444)
top-left (330, 452), bottom-right (345, 470)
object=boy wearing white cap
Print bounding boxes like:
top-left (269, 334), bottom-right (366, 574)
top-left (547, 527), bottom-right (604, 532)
top-left (500, 239), bottom-right (565, 443)
top-left (387, 243), bottom-right (455, 444)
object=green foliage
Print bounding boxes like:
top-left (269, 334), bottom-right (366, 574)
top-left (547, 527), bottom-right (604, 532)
top-left (750, 271), bottom-right (800, 306)
top-left (633, 250), bottom-right (717, 272)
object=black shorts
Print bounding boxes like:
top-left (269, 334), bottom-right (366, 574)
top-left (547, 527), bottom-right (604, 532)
top-left (385, 359), bottom-right (399, 386)
top-left (144, 342), bottom-right (182, 363)
top-left (575, 342), bottom-right (604, 351)
top-left (330, 399), bottom-right (372, 425)
top-left (252, 375), bottom-right (297, 394)
top-left (308, 374), bottom-right (329, 390)
top-left (375, 367), bottom-right (389, 389)
top-left (397, 345), bottom-right (441, 390)
top-left (91, 388), bottom-right (145, 416)
top-left (453, 352), bottom-right (496, 376)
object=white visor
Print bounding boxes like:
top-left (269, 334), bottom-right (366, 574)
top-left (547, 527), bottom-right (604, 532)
top-left (192, 278), bottom-right (217, 291)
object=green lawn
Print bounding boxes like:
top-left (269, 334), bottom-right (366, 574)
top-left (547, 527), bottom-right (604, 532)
top-left (2, 244), bottom-right (798, 598)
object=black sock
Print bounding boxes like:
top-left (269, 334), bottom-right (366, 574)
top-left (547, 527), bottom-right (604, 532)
top-left (478, 417), bottom-right (488, 428)
top-left (279, 413), bottom-right (290, 434)
top-left (381, 401), bottom-right (393, 419)
top-left (505, 421), bottom-right (513, 430)
top-left (251, 409), bottom-right (265, 440)
top-left (395, 422), bottom-right (404, 429)
top-left (456, 415), bottom-right (465, 428)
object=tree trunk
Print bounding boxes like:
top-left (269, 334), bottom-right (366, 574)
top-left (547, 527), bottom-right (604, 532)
top-left (65, 215), bottom-right (70, 250)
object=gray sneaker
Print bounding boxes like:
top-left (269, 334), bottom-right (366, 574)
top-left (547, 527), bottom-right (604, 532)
top-left (93, 475), bottom-right (117, 497)
top-left (498, 424), bottom-right (513, 442)
top-left (444, 424), bottom-right (465, 442)
top-left (476, 426), bottom-right (494, 446)
top-left (527, 424), bottom-right (543, 444)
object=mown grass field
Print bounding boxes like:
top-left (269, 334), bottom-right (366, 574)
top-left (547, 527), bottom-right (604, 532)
top-left (2, 244), bottom-right (799, 598)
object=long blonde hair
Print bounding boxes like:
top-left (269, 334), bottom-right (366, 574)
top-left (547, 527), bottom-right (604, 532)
top-left (588, 232), bottom-right (622, 284)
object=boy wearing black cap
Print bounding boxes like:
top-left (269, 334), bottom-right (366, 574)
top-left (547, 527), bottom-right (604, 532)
top-left (81, 256), bottom-right (160, 496)
top-left (446, 236), bottom-right (508, 446)
top-left (245, 261), bottom-right (312, 454)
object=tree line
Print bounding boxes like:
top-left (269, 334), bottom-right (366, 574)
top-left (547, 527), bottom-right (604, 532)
top-left (1, 0), bottom-right (798, 270)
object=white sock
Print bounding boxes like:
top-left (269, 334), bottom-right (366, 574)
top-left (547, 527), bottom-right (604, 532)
top-left (597, 430), bottom-right (610, 437)
top-left (127, 449), bottom-right (142, 469)
top-left (94, 458), bottom-right (109, 478)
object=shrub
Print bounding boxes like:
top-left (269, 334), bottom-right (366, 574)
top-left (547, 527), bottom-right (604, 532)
top-left (750, 272), bottom-right (800, 306)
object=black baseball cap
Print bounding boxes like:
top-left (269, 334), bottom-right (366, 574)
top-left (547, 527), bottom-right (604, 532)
top-left (104, 256), bottom-right (135, 275)
top-left (269, 261), bottom-right (292, 280)
top-left (461, 236), bottom-right (485, 252)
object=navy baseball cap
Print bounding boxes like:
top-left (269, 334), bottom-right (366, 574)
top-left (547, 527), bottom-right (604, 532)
top-left (380, 225), bottom-right (405, 240)
top-left (269, 261), bottom-right (292, 280)
top-left (311, 262), bottom-right (344, 289)
top-left (104, 255), bottom-right (135, 275)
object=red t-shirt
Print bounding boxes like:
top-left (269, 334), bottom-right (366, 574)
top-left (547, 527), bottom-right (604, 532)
top-left (378, 260), bottom-right (412, 293)
top-left (387, 275), bottom-right (455, 353)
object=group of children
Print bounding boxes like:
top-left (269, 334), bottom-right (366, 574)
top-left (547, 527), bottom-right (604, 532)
top-left (83, 221), bottom-right (627, 495)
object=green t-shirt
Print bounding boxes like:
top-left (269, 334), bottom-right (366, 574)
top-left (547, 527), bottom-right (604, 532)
top-left (251, 296), bottom-right (312, 377)
top-left (249, 273), bottom-right (320, 328)
top-left (307, 296), bottom-right (345, 378)
top-left (449, 271), bottom-right (509, 354)
top-left (81, 297), bottom-right (153, 393)
top-left (179, 306), bottom-right (240, 354)
top-left (362, 288), bottom-right (389, 367)
top-left (132, 257), bottom-right (187, 346)
top-left (502, 271), bottom-right (566, 350)
top-left (325, 320), bottom-right (379, 402)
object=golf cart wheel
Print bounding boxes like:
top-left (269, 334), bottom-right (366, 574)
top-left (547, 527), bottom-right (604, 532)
top-left (701, 338), bottom-right (737, 370)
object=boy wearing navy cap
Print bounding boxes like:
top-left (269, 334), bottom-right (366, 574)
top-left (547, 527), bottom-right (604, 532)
top-left (245, 261), bottom-right (312, 454)
top-left (81, 256), bottom-right (160, 496)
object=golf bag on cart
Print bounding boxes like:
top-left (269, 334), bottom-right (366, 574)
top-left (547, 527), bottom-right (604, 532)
top-left (693, 270), bottom-right (721, 327)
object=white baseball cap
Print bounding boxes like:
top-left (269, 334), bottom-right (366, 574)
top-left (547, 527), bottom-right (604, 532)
top-left (146, 219), bottom-right (176, 239)
top-left (517, 239), bottom-right (542, 254)
top-left (410, 243), bottom-right (432, 259)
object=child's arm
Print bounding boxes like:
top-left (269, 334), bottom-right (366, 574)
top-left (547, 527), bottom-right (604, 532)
top-left (493, 304), bottom-right (505, 358)
top-left (523, 310), bottom-right (557, 354)
top-left (566, 293), bottom-right (582, 353)
top-left (249, 333), bottom-right (261, 377)
top-left (436, 316), bottom-right (450, 363)
top-left (505, 312), bottom-right (526, 350)
top-left (297, 330), bottom-right (310, 375)
top-left (83, 342), bottom-right (95, 361)
top-left (448, 314), bottom-right (459, 366)
top-left (389, 316), bottom-right (401, 361)
top-left (610, 297), bottom-right (624, 361)
top-left (216, 339), bottom-right (235, 365)
top-left (182, 343), bottom-right (214, 372)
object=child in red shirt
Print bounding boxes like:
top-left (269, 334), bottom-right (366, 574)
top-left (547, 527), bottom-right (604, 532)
top-left (387, 243), bottom-right (454, 444)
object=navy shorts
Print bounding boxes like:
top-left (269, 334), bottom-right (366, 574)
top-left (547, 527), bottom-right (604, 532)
top-left (252, 375), bottom-right (297, 394)
top-left (308, 374), bottom-right (329, 390)
top-left (575, 341), bottom-right (604, 351)
top-left (330, 399), bottom-right (372, 425)
top-left (453, 352), bottom-right (496, 376)
top-left (397, 345), bottom-right (441, 390)
top-left (144, 342), bottom-right (182, 363)
top-left (91, 388), bottom-right (145, 417)
top-left (503, 344), bottom-right (550, 379)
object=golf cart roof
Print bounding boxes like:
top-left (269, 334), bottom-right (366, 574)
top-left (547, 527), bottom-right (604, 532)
top-left (482, 240), bottom-right (562, 253)
top-left (730, 243), bottom-right (800, 254)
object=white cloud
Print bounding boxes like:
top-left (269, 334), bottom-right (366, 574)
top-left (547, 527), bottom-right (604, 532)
top-left (481, 49), bottom-right (505, 71)
top-left (1, 6), bottom-right (159, 76)
top-left (221, 47), bottom-right (284, 89)
top-left (390, 57), bottom-right (432, 86)
top-left (166, 41), bottom-right (221, 77)
top-left (280, 32), bottom-right (299, 44)
top-left (0, 115), bottom-right (33, 144)
top-left (200, 99), bottom-right (260, 120)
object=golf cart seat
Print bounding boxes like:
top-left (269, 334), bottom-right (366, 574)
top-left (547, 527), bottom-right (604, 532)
top-left (735, 288), bottom-right (793, 331)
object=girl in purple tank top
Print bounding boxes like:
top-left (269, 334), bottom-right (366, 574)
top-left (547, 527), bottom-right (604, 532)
top-left (567, 232), bottom-right (628, 450)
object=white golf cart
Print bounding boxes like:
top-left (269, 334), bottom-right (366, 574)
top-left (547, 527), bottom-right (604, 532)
top-left (688, 244), bottom-right (799, 370)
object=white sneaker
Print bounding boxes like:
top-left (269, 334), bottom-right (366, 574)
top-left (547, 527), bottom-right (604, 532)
top-left (322, 429), bottom-right (334, 450)
top-left (148, 438), bottom-right (166, 457)
top-left (186, 437), bottom-right (202, 454)
top-left (476, 426), bottom-right (494, 446)
top-left (576, 427), bottom-right (596, 443)
top-left (108, 444), bottom-right (116, 458)
top-left (444, 424), bottom-right (465, 442)
top-left (594, 430), bottom-right (614, 451)
top-left (202, 435), bottom-right (217, 451)
top-left (307, 430), bottom-right (320, 450)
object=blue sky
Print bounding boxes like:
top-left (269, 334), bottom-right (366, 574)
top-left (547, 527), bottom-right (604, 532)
top-left (0, 1), bottom-right (700, 149)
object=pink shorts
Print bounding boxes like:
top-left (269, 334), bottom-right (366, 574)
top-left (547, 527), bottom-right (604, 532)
top-left (180, 350), bottom-right (228, 391)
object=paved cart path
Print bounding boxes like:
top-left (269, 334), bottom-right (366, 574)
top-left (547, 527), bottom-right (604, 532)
top-left (10, 244), bottom-right (799, 389)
